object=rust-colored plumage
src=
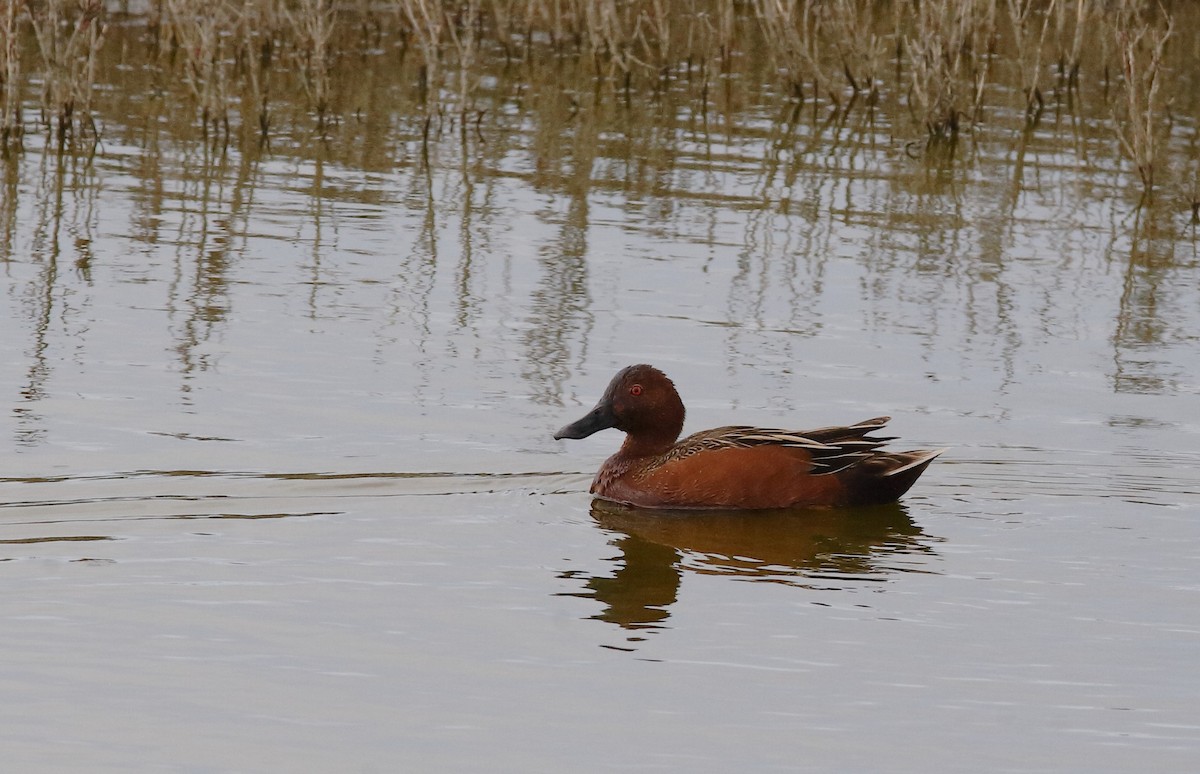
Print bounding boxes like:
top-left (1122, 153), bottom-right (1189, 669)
top-left (554, 364), bottom-right (944, 509)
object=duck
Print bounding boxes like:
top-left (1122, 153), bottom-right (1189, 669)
top-left (553, 364), bottom-right (944, 510)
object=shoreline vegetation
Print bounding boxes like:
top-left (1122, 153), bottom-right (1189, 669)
top-left (0, 1), bottom-right (1196, 209)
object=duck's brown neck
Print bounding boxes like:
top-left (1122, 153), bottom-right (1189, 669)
top-left (618, 428), bottom-right (680, 459)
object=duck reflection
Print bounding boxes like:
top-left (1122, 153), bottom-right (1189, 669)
top-left (569, 499), bottom-right (937, 635)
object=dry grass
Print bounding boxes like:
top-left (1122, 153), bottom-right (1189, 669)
top-left (1107, 2), bottom-right (1173, 200)
top-left (1004, 0), bottom-right (1054, 120)
top-left (1051, 0), bottom-right (1093, 91)
top-left (1, 1), bottom-right (22, 148)
top-left (901, 0), bottom-right (996, 145)
top-left (758, 1), bottom-right (887, 104)
top-left (24, 0), bottom-right (107, 148)
top-left (285, 0), bottom-right (336, 129)
top-left (159, 0), bottom-right (236, 143)
top-left (0, 0), bottom-right (1193, 202)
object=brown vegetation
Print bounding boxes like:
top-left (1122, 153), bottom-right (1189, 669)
top-left (1107, 3), bottom-right (1173, 200)
top-left (21, 0), bottom-right (107, 148)
top-left (0, 0), bottom-right (1193, 202)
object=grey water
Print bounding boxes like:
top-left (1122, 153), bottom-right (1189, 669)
top-left (2, 20), bottom-right (1199, 774)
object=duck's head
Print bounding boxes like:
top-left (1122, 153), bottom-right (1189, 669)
top-left (554, 364), bottom-right (686, 446)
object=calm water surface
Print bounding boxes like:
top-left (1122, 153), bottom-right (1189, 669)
top-left (2, 28), bottom-right (1199, 773)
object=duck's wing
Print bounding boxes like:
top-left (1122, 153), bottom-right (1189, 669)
top-left (675, 417), bottom-right (897, 475)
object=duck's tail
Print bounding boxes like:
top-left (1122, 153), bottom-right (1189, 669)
top-left (844, 448), bottom-right (947, 505)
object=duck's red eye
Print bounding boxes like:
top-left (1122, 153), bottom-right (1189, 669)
top-left (630, 384), bottom-right (643, 397)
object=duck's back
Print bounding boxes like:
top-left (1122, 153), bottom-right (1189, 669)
top-left (591, 419), bottom-right (939, 509)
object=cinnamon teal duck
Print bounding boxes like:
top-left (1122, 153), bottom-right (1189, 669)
top-left (554, 364), bottom-right (944, 509)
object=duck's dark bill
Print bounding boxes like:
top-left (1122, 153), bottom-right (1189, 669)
top-left (554, 403), bottom-right (617, 440)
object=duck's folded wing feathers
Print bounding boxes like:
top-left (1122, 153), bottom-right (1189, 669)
top-left (675, 419), bottom-right (900, 475)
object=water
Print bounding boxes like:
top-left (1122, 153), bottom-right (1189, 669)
top-left (2, 20), bottom-right (1200, 773)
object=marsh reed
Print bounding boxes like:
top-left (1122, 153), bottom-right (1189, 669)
top-left (20, 0), bottom-right (107, 148)
top-left (1108, 3), bottom-right (1173, 200)
top-left (0, 0), bottom-right (1195, 202)
top-left (158, 0), bottom-right (236, 143)
top-left (902, 0), bottom-right (995, 144)
top-left (285, 0), bottom-right (336, 130)
top-left (1, 1), bottom-right (21, 147)
top-left (1005, 0), bottom-right (1054, 120)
